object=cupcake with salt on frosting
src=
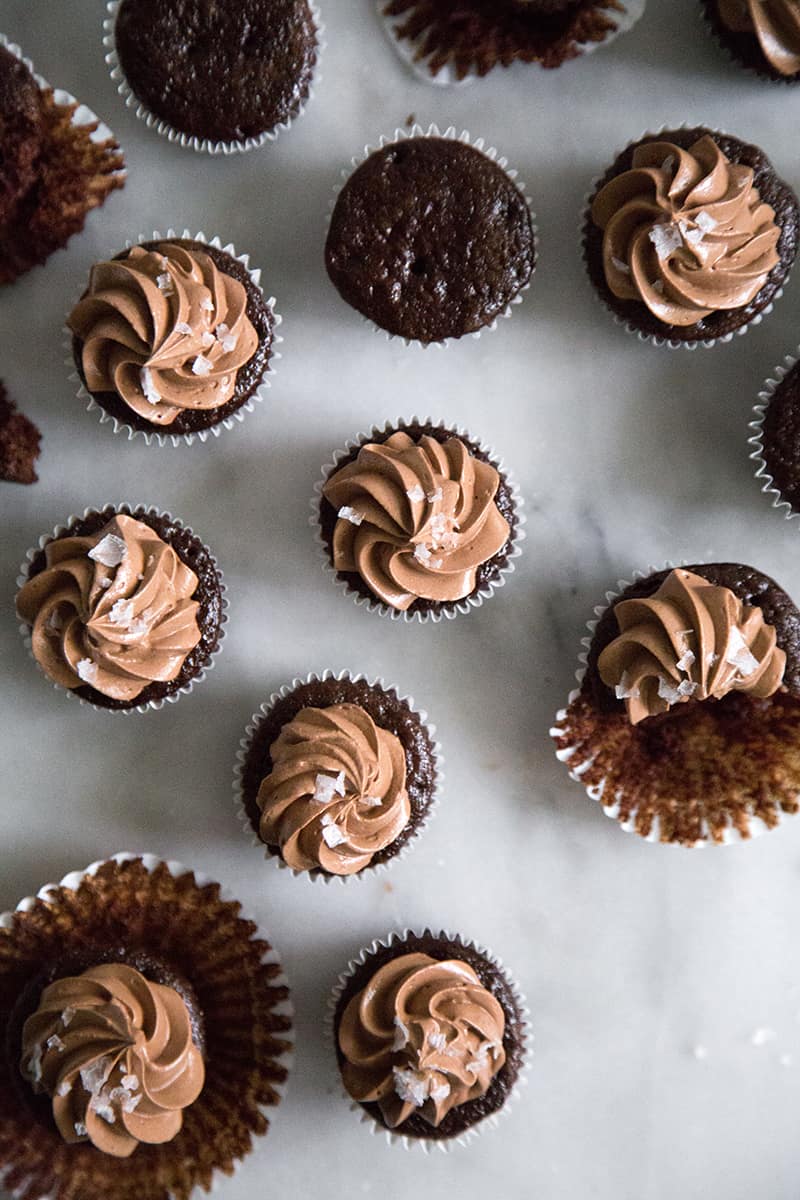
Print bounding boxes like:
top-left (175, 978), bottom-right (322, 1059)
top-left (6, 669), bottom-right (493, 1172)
top-left (700, 1), bottom-right (800, 82)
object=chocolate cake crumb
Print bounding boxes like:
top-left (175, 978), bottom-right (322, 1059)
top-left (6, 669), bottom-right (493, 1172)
top-left (0, 382), bottom-right (40, 484)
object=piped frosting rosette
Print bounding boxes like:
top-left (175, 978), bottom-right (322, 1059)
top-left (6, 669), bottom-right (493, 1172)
top-left (701, 0), bottom-right (800, 82)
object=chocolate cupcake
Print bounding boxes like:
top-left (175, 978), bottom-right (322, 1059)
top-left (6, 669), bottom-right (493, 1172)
top-left (551, 564), bottom-right (800, 845)
top-left (0, 381), bottom-right (40, 484)
top-left (0, 36), bottom-right (124, 285)
top-left (235, 671), bottom-right (441, 881)
top-left (325, 127), bottom-right (536, 345)
top-left (582, 127), bottom-right (799, 347)
top-left (67, 232), bottom-right (279, 446)
top-left (701, 1), bottom-right (800, 82)
top-left (328, 930), bottom-right (529, 1147)
top-left (380, 0), bottom-right (645, 83)
top-left (750, 351), bottom-right (800, 518)
top-left (15, 504), bottom-right (226, 713)
top-left (105, 0), bottom-right (321, 154)
top-left (0, 854), bottom-right (292, 1199)
top-left (314, 419), bottom-right (524, 621)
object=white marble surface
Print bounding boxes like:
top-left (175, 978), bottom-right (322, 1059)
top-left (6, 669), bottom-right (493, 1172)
top-left (3, 1), bottom-right (800, 1196)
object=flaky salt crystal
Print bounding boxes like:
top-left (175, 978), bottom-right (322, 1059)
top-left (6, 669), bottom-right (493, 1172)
top-left (321, 822), bottom-right (347, 848)
top-left (99, 578), bottom-right (112, 589)
top-left (661, 154), bottom-right (675, 174)
top-left (88, 533), bottom-right (126, 567)
top-left (610, 255), bottom-right (631, 275)
top-left (648, 222), bottom-right (682, 260)
top-left (200, 331), bottom-right (216, 350)
top-left (338, 506), bottom-right (363, 526)
top-left (429, 1081), bottom-right (451, 1103)
top-left (216, 323), bottom-right (237, 352)
top-left (695, 210), bottom-right (718, 233)
top-left (682, 226), bottom-right (705, 247)
top-left (428, 1031), bottom-right (447, 1052)
top-left (109, 599), bottom-right (134, 626)
top-left (121, 1074), bottom-right (139, 1091)
top-left (26, 1044), bottom-right (43, 1083)
top-left (74, 1122), bottom-right (87, 1138)
top-left (414, 543), bottom-right (432, 564)
top-left (676, 680), bottom-right (697, 698)
top-left (392, 1018), bottom-right (410, 1051)
top-left (191, 355), bottom-right (212, 377)
top-left (393, 1067), bottom-right (427, 1108)
top-left (76, 659), bottom-right (97, 683)
top-left (707, 651), bottom-right (718, 666)
top-left (676, 650), bottom-right (696, 672)
top-left (200, 296), bottom-right (214, 312)
top-left (657, 675), bottom-right (682, 704)
top-left (427, 487), bottom-right (443, 502)
top-left (47, 1035), bottom-right (65, 1053)
top-left (61, 1008), bottom-right (75, 1027)
top-left (362, 795), bottom-right (382, 808)
top-left (652, 279), bottom-right (665, 294)
top-left (313, 771), bottom-right (346, 803)
top-left (614, 671), bottom-right (640, 701)
top-left (174, 321), bottom-right (193, 336)
top-left (57, 1080), bottom-right (72, 1096)
top-left (122, 1092), bottom-right (142, 1113)
top-left (80, 1056), bottom-right (112, 1095)
top-left (156, 273), bottom-right (173, 294)
top-left (406, 485), bottom-right (425, 502)
top-left (726, 627), bottom-right (760, 677)
top-left (140, 366), bottom-right (161, 405)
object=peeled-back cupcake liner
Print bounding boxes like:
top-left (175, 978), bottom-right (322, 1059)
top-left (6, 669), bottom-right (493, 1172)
top-left (311, 416), bottom-right (526, 623)
top-left (233, 669), bottom-right (444, 884)
top-left (698, 0), bottom-right (800, 85)
top-left (579, 123), bottom-right (790, 350)
top-left (749, 349), bottom-right (800, 520)
top-left (0, 852), bottom-right (293, 1200)
top-left (16, 503), bottom-right (227, 714)
top-left (377, 0), bottom-right (646, 87)
top-left (549, 561), bottom-right (791, 846)
top-left (326, 124), bottom-right (538, 348)
top-left (65, 227), bottom-right (282, 448)
top-left (324, 928), bottom-right (531, 1152)
top-left (102, 0), bottom-right (325, 155)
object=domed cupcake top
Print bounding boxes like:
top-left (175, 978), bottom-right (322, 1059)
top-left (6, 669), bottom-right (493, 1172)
top-left (717, 0), bottom-right (800, 76)
top-left (597, 567), bottom-right (786, 724)
top-left (20, 962), bottom-right (205, 1158)
top-left (338, 952), bottom-right (506, 1128)
top-left (257, 702), bottom-right (411, 875)
top-left (15, 513), bottom-right (202, 701)
top-left (590, 134), bottom-right (780, 326)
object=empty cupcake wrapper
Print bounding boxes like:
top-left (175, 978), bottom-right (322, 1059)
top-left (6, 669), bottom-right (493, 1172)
top-left (233, 669), bottom-right (444, 884)
top-left (697, 0), bottom-right (800, 85)
top-left (325, 123), bottom-right (538, 348)
top-left (102, 0), bottom-right (325, 155)
top-left (377, 0), bottom-right (646, 87)
top-left (65, 227), bottom-right (282, 448)
top-left (324, 928), bottom-right (531, 1152)
top-left (749, 348), bottom-right (800, 520)
top-left (16, 503), bottom-right (228, 714)
top-left (549, 561), bottom-right (787, 845)
top-left (0, 852), bottom-right (293, 1200)
top-left (579, 123), bottom-right (789, 350)
top-left (311, 415), bottom-right (526, 623)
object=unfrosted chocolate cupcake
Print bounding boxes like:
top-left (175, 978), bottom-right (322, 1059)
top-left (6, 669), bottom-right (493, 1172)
top-left (16, 504), bottom-right (225, 712)
top-left (583, 127), bottom-right (799, 346)
top-left (551, 563), bottom-right (800, 845)
top-left (701, 0), bottom-right (800, 82)
top-left (325, 133), bottom-right (535, 344)
top-left (0, 381), bottom-right (40, 484)
top-left (110, 0), bottom-right (319, 150)
top-left (68, 236), bottom-right (276, 441)
top-left (329, 930), bottom-right (528, 1144)
top-left (236, 673), bottom-right (440, 879)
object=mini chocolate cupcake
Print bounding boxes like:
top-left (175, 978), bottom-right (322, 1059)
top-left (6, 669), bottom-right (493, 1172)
top-left (235, 671), bottom-right (441, 881)
top-left (0, 381), bottom-right (41, 484)
top-left (15, 504), bottom-right (226, 712)
top-left (328, 930), bottom-right (529, 1147)
top-left (583, 127), bottom-right (799, 347)
top-left (0, 36), bottom-right (125, 285)
top-left (750, 351), bottom-right (800, 517)
top-left (67, 233), bottom-right (278, 445)
top-left (551, 564), bottom-right (800, 845)
top-left (380, 0), bottom-right (645, 83)
top-left (0, 853), bottom-right (292, 1200)
top-left (325, 127), bottom-right (535, 345)
top-left (314, 419), bottom-right (524, 621)
top-left (105, 0), bottom-right (321, 153)
top-left (701, 0), bottom-right (800, 82)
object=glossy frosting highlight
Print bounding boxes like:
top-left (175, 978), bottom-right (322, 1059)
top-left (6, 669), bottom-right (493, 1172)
top-left (718, 0), bottom-right (800, 75)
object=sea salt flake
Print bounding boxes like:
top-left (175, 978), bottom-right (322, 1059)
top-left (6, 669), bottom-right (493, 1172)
top-left (427, 487), bottom-right (443, 502)
top-left (695, 210), bottom-right (718, 233)
top-left (121, 1074), bottom-right (139, 1091)
top-left (430, 558), bottom-right (443, 569)
top-left (81, 1056), bottom-right (112, 1095)
top-left (122, 1092), bottom-right (142, 1113)
top-left (676, 679), bottom-right (697, 698)
top-left (156, 273), bottom-right (173, 294)
top-left (140, 365), bottom-right (161, 405)
top-left (99, 578), bottom-right (112, 589)
top-left (175, 321), bottom-right (193, 336)
top-left (57, 1080), bottom-right (72, 1096)
top-left (362, 795), bottom-right (382, 808)
top-left (61, 1008), bottom-right (75, 1027)
top-left (707, 651), bottom-right (718, 666)
top-left (313, 771), bottom-right (346, 803)
top-left (406, 485), bottom-right (425, 502)
top-left (726, 627), bottom-right (760, 677)
top-left (649, 222), bottom-right (682, 261)
top-left (414, 543), bottom-right (432, 564)
top-left (676, 650), bottom-right (696, 672)
top-left (93, 1096), bottom-right (116, 1125)
top-left (109, 599), bottom-right (134, 626)
top-left (428, 1031), bottom-right (447, 1052)
top-left (338, 506), bottom-right (363, 526)
top-left (200, 331), bottom-right (216, 350)
top-left (321, 822), bottom-right (347, 849)
top-left (26, 1044), bottom-right (43, 1083)
top-left (191, 355), bottom-right (212, 377)
top-left (614, 671), bottom-right (640, 701)
top-left (683, 226), bottom-right (705, 247)
top-left (661, 154), bottom-right (675, 174)
top-left (610, 255), bottom-right (631, 275)
top-left (88, 533), bottom-right (127, 568)
top-left (657, 675), bottom-right (682, 705)
top-left (47, 1035), bottom-right (65, 1053)
top-left (200, 296), bottom-right (214, 312)
top-left (429, 1081), bottom-right (450, 1103)
top-left (392, 1019), bottom-right (410, 1052)
top-left (393, 1068), bottom-right (428, 1108)
top-left (76, 659), bottom-right (97, 683)
top-left (652, 279), bottom-right (665, 294)
top-left (74, 1122), bottom-right (87, 1138)
top-left (215, 323), bottom-right (237, 352)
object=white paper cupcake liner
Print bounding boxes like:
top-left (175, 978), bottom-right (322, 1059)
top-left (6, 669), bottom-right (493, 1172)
top-left (698, 0), bottom-right (800, 85)
top-left (233, 669), bottom-right (443, 884)
top-left (15, 503), bottom-right (227, 714)
top-left (580, 123), bottom-right (791, 350)
top-left (102, 0), bottom-right (325, 155)
top-left (749, 348), bottom-right (800, 520)
top-left (0, 852), bottom-right (293, 1200)
top-left (549, 561), bottom-right (787, 846)
top-left (311, 416), bottom-right (526, 623)
top-left (324, 928), bottom-right (531, 1151)
top-left (378, 0), bottom-right (646, 87)
top-left (65, 227), bottom-right (282, 448)
top-left (325, 124), bottom-right (538, 348)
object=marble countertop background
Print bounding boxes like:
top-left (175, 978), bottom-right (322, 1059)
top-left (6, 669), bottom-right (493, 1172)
top-left (3, 1), bottom-right (800, 1197)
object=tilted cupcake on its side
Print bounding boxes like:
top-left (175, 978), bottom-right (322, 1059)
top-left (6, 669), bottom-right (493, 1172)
top-left (583, 127), bottom-right (799, 346)
top-left (701, 0), bottom-right (800, 82)
top-left (551, 564), bottom-right (800, 845)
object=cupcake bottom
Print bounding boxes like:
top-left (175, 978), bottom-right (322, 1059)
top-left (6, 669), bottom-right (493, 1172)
top-left (0, 854), bottom-right (292, 1200)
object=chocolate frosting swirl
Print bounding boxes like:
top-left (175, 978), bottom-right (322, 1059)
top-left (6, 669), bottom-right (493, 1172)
top-left (591, 135), bottom-right (781, 326)
top-left (257, 703), bottom-right (410, 875)
top-left (718, 0), bottom-right (800, 75)
top-left (322, 432), bottom-right (510, 611)
top-left (338, 952), bottom-right (506, 1128)
top-left (21, 963), bottom-right (205, 1158)
top-left (68, 242), bottom-right (258, 427)
top-left (16, 513), bottom-right (202, 702)
top-left (598, 568), bottom-right (786, 725)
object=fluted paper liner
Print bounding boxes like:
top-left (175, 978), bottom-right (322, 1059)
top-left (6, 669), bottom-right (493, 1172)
top-left (312, 416), bottom-right (526, 623)
top-left (0, 853), bottom-right (292, 1200)
top-left (325, 928), bottom-right (530, 1151)
top-left (749, 348), bottom-right (800, 520)
top-left (102, 0), bottom-right (325, 155)
top-left (326, 124), bottom-right (538, 348)
top-left (16, 503), bottom-right (227, 714)
top-left (66, 228), bottom-right (282, 448)
top-left (234, 670), bottom-right (443, 884)
top-left (550, 562), bottom-right (800, 845)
